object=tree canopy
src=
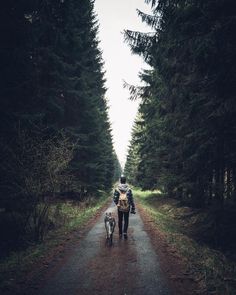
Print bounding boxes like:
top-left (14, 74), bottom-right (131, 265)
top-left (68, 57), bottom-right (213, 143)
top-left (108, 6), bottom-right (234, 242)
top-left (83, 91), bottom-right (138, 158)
top-left (0, 0), bottom-right (120, 251)
top-left (124, 0), bottom-right (236, 208)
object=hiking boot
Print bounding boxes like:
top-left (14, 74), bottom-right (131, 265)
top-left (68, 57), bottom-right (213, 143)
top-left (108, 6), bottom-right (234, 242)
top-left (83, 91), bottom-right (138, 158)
top-left (123, 233), bottom-right (128, 240)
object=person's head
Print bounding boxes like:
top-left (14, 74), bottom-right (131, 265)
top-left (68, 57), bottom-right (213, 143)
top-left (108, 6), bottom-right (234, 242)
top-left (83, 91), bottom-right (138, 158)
top-left (120, 175), bottom-right (126, 184)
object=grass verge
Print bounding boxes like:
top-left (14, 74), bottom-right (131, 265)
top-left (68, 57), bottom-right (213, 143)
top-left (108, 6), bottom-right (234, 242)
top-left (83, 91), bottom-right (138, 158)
top-left (135, 189), bottom-right (236, 295)
top-left (0, 194), bottom-right (110, 292)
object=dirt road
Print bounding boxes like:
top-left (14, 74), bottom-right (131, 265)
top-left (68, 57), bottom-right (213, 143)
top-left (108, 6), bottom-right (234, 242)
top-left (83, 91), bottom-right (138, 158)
top-left (37, 201), bottom-right (170, 295)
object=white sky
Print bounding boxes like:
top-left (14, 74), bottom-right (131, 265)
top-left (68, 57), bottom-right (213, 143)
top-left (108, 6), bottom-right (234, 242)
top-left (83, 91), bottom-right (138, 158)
top-left (94, 0), bottom-right (151, 168)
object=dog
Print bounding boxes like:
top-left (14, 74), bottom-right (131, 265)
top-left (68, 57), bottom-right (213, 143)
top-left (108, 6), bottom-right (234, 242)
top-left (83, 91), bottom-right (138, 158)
top-left (104, 212), bottom-right (116, 246)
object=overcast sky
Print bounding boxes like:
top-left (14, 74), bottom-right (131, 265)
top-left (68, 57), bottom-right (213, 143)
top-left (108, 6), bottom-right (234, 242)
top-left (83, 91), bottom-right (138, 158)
top-left (94, 0), bottom-right (151, 168)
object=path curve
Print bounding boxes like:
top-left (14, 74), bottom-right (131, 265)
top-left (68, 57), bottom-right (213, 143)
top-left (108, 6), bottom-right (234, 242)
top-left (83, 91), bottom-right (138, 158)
top-left (37, 201), bottom-right (170, 295)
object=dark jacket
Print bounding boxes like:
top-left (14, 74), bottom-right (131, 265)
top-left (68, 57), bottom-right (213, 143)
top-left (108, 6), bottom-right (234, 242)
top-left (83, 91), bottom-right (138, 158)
top-left (113, 183), bottom-right (135, 212)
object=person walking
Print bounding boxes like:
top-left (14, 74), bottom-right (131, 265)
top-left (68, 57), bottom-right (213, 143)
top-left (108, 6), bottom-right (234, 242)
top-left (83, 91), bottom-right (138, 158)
top-left (113, 175), bottom-right (135, 239)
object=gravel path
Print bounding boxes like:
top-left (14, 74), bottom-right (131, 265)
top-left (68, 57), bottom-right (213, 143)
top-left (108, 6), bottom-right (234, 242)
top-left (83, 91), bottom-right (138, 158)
top-left (37, 201), bottom-right (170, 295)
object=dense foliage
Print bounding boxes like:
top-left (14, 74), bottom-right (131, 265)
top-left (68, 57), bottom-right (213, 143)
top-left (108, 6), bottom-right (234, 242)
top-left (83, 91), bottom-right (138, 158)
top-left (124, 0), bottom-right (236, 208)
top-left (0, 0), bottom-right (120, 252)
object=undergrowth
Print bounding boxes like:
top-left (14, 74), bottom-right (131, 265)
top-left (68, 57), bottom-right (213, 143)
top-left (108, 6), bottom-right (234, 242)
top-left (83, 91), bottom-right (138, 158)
top-left (135, 189), bottom-right (236, 295)
top-left (0, 194), bottom-right (109, 292)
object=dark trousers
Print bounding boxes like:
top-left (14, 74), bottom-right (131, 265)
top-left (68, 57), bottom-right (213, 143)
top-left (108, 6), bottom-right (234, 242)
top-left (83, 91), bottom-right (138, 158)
top-left (118, 209), bottom-right (129, 234)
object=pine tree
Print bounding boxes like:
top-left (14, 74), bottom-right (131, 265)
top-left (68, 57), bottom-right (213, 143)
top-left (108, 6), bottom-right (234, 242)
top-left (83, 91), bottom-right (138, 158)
top-left (0, 0), bottom-right (118, 250)
top-left (124, 0), bottom-right (236, 207)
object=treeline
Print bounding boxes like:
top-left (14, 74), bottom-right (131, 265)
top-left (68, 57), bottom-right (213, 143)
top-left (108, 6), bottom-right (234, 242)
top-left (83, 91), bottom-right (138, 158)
top-left (124, 0), bottom-right (236, 208)
top-left (0, 0), bottom-right (120, 252)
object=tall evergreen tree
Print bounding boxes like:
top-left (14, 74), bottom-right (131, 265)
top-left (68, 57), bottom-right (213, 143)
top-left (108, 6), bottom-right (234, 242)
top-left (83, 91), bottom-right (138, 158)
top-left (0, 0), bottom-right (118, 250)
top-left (124, 0), bottom-right (236, 207)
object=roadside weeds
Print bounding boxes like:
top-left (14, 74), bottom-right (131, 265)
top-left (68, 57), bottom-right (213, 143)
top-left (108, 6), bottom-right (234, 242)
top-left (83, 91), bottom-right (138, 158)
top-left (0, 195), bottom-right (111, 294)
top-left (135, 189), bottom-right (236, 295)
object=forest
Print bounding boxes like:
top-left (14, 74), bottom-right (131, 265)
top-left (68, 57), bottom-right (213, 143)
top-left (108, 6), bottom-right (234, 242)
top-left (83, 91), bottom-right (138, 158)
top-left (0, 0), bottom-right (121, 257)
top-left (124, 0), bottom-right (236, 251)
top-left (1, 0), bottom-right (236, 294)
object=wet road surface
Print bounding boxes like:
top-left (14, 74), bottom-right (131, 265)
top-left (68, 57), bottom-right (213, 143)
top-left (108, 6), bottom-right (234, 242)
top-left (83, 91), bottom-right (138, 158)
top-left (38, 201), bottom-right (170, 295)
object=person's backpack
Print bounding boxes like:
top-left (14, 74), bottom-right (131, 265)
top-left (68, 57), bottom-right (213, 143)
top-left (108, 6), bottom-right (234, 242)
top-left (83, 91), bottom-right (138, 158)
top-left (118, 191), bottom-right (130, 212)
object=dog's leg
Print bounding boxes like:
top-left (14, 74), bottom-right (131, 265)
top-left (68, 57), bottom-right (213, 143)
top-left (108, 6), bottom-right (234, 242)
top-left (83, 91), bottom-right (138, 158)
top-left (107, 222), bottom-right (113, 246)
top-left (108, 223), bottom-right (112, 236)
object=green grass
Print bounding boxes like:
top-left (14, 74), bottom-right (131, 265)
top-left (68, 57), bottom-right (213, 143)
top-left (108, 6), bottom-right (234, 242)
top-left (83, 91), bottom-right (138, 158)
top-left (0, 194), bottom-right (109, 292)
top-left (134, 189), bottom-right (180, 233)
top-left (135, 189), bottom-right (236, 295)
